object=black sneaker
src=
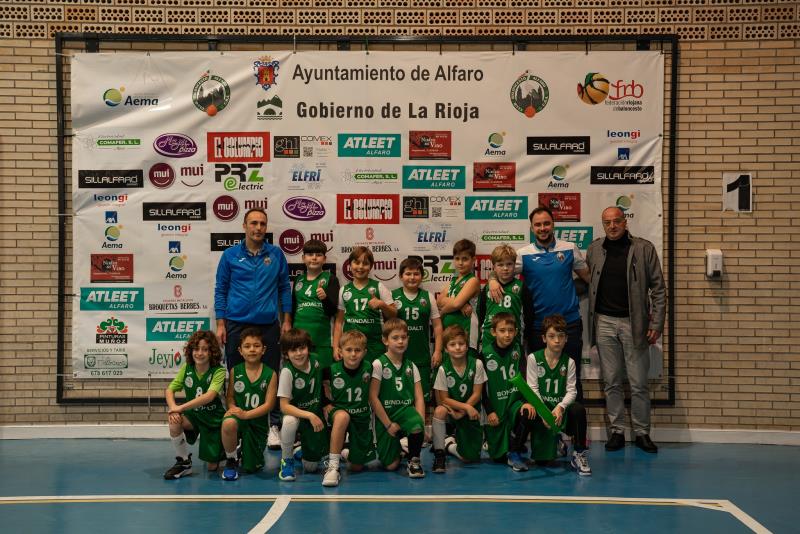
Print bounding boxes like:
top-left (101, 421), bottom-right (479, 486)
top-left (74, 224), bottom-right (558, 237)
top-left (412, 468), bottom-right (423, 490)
top-left (164, 454), bottom-right (192, 479)
top-left (605, 432), bottom-right (626, 451)
top-left (407, 456), bottom-right (425, 478)
top-left (432, 449), bottom-right (446, 474)
top-left (634, 434), bottom-right (658, 453)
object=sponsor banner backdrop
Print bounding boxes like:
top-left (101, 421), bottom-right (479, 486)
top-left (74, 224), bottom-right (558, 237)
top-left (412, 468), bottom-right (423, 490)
top-left (72, 51), bottom-right (663, 378)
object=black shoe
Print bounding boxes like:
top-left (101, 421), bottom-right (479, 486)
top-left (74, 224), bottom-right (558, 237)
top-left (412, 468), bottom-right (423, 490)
top-left (164, 454), bottom-right (192, 479)
top-left (634, 434), bottom-right (658, 453)
top-left (605, 432), bottom-right (625, 451)
top-left (432, 449), bottom-right (446, 473)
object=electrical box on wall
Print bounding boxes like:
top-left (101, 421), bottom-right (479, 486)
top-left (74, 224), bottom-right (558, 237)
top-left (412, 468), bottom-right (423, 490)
top-left (706, 249), bottom-right (723, 278)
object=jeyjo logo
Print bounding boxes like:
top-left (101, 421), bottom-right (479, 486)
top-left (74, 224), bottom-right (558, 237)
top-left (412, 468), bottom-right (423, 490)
top-left (213, 195), bottom-right (239, 221)
top-left (337, 194), bottom-right (399, 225)
top-left (207, 132), bottom-right (270, 162)
top-left (510, 72), bottom-right (549, 118)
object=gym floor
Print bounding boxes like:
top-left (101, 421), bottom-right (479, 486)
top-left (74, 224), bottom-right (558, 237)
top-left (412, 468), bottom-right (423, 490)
top-left (0, 439), bottom-right (793, 533)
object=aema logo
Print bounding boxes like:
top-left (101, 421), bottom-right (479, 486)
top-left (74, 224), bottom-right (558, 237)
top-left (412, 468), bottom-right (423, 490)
top-left (554, 227), bottom-right (594, 250)
top-left (338, 134), bottom-right (400, 157)
top-left (402, 166), bottom-right (465, 190)
top-left (465, 196), bottom-right (527, 220)
top-left (103, 86), bottom-right (158, 108)
top-left (146, 317), bottom-right (210, 342)
top-left (80, 287), bottom-right (144, 311)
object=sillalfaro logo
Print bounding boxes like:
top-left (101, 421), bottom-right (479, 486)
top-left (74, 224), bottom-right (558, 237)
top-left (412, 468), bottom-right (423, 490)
top-left (146, 317), bottom-right (210, 342)
top-left (338, 134), bottom-right (400, 157)
top-left (465, 196), bottom-right (527, 220)
top-left (510, 72), bottom-right (549, 118)
top-left (80, 287), bottom-right (144, 311)
top-left (402, 166), bottom-right (465, 190)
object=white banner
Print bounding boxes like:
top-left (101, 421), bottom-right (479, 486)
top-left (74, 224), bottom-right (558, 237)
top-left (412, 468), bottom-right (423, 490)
top-left (71, 50), bottom-right (664, 378)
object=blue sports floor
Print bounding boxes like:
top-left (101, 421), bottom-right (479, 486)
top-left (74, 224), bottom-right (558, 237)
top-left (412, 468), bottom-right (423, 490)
top-left (0, 439), bottom-right (794, 533)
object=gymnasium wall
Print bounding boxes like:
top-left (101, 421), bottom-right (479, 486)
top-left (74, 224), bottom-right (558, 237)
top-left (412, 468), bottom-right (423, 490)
top-left (0, 1), bottom-right (797, 435)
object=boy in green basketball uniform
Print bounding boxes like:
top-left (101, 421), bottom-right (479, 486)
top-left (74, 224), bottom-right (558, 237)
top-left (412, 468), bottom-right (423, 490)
top-left (369, 318), bottom-right (426, 478)
top-left (477, 245), bottom-right (533, 352)
top-left (164, 330), bottom-right (226, 479)
top-left (220, 328), bottom-right (278, 481)
top-left (333, 246), bottom-right (397, 362)
top-left (392, 257), bottom-right (443, 406)
top-left (481, 312), bottom-right (536, 471)
top-left (277, 328), bottom-right (329, 481)
top-left (292, 239), bottom-right (339, 369)
top-left (437, 239), bottom-right (480, 354)
top-left (527, 314), bottom-right (591, 476)
top-left (321, 330), bottom-right (377, 487)
top-left (431, 325), bottom-right (487, 473)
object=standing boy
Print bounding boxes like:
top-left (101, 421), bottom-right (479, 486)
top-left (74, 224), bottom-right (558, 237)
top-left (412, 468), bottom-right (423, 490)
top-left (437, 239), bottom-right (480, 353)
top-left (369, 318), bottom-right (427, 478)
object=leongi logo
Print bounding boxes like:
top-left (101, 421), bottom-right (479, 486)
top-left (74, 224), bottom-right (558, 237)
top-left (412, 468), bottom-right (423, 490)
top-left (213, 195), bottom-right (239, 221)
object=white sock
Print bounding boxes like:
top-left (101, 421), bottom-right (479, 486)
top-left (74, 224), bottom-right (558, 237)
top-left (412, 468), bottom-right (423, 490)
top-left (445, 439), bottom-right (463, 460)
top-left (226, 451), bottom-right (236, 460)
top-left (432, 417), bottom-right (447, 450)
top-left (171, 433), bottom-right (189, 460)
top-left (329, 453), bottom-right (341, 470)
top-left (281, 416), bottom-right (299, 459)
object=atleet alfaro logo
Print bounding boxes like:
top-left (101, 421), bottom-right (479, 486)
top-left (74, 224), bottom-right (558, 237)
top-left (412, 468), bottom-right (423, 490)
top-left (402, 166), bottom-right (465, 190)
top-left (193, 71), bottom-right (231, 116)
top-left (338, 134), bottom-right (401, 157)
top-left (146, 318), bottom-right (210, 342)
top-left (510, 72), bottom-right (549, 118)
top-left (80, 287), bottom-right (144, 311)
top-left (465, 196), bottom-right (527, 220)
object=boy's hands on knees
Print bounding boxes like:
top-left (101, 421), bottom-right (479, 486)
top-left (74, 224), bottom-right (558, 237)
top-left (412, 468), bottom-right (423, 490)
top-left (225, 406), bottom-right (245, 419)
top-left (386, 421), bottom-right (400, 437)
top-left (322, 405), bottom-right (333, 419)
top-left (309, 413), bottom-right (325, 432)
top-left (168, 412), bottom-right (182, 425)
top-left (465, 405), bottom-right (480, 421)
top-left (552, 406), bottom-right (564, 426)
top-left (487, 412), bottom-right (500, 427)
top-left (520, 403), bottom-right (536, 420)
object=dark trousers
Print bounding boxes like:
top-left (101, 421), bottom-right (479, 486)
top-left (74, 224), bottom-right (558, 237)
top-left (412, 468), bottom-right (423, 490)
top-left (224, 319), bottom-right (282, 427)
top-left (564, 401), bottom-right (588, 451)
top-left (529, 319), bottom-right (584, 402)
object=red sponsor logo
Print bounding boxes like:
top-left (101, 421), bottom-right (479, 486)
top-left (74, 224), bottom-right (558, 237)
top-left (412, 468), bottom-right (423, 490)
top-left (538, 193), bottom-right (581, 222)
top-left (473, 162), bottom-right (516, 191)
top-left (207, 132), bottom-right (270, 162)
top-left (475, 254), bottom-right (493, 284)
top-left (409, 131), bottom-right (452, 160)
top-left (337, 194), bottom-right (399, 225)
top-left (90, 254), bottom-right (134, 283)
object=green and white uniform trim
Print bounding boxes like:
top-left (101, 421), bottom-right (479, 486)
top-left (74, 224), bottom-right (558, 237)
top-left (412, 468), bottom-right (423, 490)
top-left (339, 279), bottom-right (392, 361)
top-left (293, 271), bottom-right (333, 364)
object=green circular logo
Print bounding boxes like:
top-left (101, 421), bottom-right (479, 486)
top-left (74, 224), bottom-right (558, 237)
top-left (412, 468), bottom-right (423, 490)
top-left (616, 196), bottom-right (632, 211)
top-left (103, 88), bottom-right (122, 107)
top-left (169, 256), bottom-right (185, 272)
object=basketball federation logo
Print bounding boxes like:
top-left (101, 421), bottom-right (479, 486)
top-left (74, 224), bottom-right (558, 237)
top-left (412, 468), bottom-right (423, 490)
top-left (577, 73), bottom-right (609, 105)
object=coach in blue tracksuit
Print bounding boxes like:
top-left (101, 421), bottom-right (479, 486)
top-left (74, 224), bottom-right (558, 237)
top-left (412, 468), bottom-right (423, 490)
top-left (488, 205), bottom-right (590, 400)
top-left (215, 208), bottom-right (291, 438)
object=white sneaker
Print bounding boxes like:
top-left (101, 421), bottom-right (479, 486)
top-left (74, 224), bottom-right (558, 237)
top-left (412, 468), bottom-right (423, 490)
top-left (267, 425), bottom-right (281, 450)
top-left (322, 466), bottom-right (340, 487)
top-left (444, 436), bottom-right (457, 456)
top-left (571, 450), bottom-right (592, 476)
top-left (399, 436), bottom-right (409, 455)
top-left (340, 448), bottom-right (350, 462)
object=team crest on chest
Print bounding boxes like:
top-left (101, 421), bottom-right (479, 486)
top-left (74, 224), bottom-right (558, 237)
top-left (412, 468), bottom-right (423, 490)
top-left (382, 366), bottom-right (392, 380)
top-left (420, 298), bottom-right (428, 307)
top-left (294, 377), bottom-right (306, 389)
top-left (446, 375), bottom-right (456, 388)
top-left (260, 380), bottom-right (267, 390)
top-left (536, 364), bottom-right (546, 378)
top-left (184, 376), bottom-right (194, 388)
top-left (234, 380), bottom-right (245, 393)
top-left (486, 359), bottom-right (498, 371)
top-left (512, 350), bottom-right (520, 360)
top-left (560, 365), bottom-right (567, 376)
top-left (512, 285), bottom-right (520, 294)
top-left (394, 300), bottom-right (403, 309)
top-left (343, 290), bottom-right (353, 302)
top-left (362, 372), bottom-right (371, 383)
top-left (263, 256), bottom-right (272, 266)
top-left (556, 251), bottom-right (565, 262)
top-left (405, 367), bottom-right (413, 377)
top-left (296, 281), bottom-right (303, 291)
top-left (333, 377), bottom-right (345, 389)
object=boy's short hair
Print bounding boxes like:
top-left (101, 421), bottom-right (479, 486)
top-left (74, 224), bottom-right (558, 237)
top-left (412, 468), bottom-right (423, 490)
top-left (302, 239), bottom-right (327, 256)
top-left (280, 328), bottom-right (312, 355)
top-left (382, 317), bottom-right (408, 338)
top-left (490, 312), bottom-right (516, 330)
top-left (239, 327), bottom-right (264, 347)
top-left (442, 325), bottom-right (468, 347)
top-left (529, 205), bottom-right (554, 223)
top-left (339, 329), bottom-right (367, 349)
top-left (184, 330), bottom-right (222, 367)
top-left (491, 244), bottom-right (517, 264)
top-left (348, 246), bottom-right (374, 266)
top-left (452, 239), bottom-right (476, 257)
top-left (541, 314), bottom-right (567, 336)
top-left (399, 256), bottom-right (423, 276)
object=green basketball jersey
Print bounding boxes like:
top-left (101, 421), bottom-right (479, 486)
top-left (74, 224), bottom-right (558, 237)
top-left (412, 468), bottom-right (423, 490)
top-left (392, 287), bottom-right (432, 366)
top-left (328, 360), bottom-right (373, 420)
top-left (376, 354), bottom-right (416, 413)
top-left (442, 273), bottom-right (475, 334)
top-left (531, 349), bottom-right (570, 410)
top-left (231, 362), bottom-right (274, 429)
top-left (482, 341), bottom-right (522, 416)
top-left (441, 355), bottom-right (478, 403)
top-left (286, 355), bottom-right (322, 413)
top-left (293, 271), bottom-right (332, 348)
top-left (183, 365), bottom-right (225, 420)
top-left (342, 279), bottom-right (383, 360)
top-left (480, 279), bottom-right (524, 348)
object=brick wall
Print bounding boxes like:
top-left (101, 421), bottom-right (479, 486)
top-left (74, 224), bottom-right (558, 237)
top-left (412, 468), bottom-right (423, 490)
top-left (0, 1), bottom-right (798, 430)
